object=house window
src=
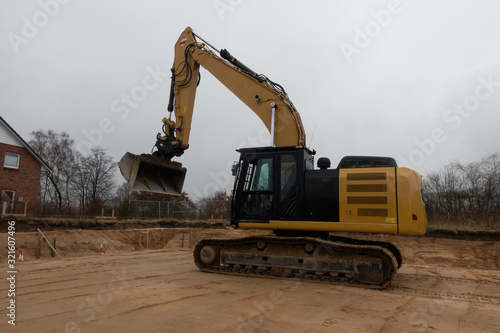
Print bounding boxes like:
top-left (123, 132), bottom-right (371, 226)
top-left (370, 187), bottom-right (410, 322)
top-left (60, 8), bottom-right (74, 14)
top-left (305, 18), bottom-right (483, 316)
top-left (4, 152), bottom-right (20, 169)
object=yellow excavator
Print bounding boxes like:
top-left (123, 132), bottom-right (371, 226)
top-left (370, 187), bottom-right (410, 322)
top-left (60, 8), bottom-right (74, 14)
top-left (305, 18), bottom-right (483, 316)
top-left (118, 27), bottom-right (427, 288)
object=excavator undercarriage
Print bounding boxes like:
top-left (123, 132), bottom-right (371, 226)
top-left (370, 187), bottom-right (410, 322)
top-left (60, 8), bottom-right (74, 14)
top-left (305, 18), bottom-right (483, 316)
top-left (194, 235), bottom-right (402, 289)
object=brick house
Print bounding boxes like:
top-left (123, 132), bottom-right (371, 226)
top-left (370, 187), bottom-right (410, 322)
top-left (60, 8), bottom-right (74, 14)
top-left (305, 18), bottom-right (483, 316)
top-left (0, 116), bottom-right (51, 214)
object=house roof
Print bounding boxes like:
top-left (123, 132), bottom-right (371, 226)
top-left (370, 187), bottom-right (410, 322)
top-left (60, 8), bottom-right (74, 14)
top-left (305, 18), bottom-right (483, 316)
top-left (0, 116), bottom-right (52, 172)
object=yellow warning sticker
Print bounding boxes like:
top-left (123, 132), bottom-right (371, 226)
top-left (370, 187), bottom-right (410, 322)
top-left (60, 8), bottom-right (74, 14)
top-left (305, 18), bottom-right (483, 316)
top-left (386, 217), bottom-right (397, 224)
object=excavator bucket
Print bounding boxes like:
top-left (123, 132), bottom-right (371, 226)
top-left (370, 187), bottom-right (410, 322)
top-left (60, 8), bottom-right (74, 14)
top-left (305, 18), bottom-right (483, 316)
top-left (118, 152), bottom-right (187, 196)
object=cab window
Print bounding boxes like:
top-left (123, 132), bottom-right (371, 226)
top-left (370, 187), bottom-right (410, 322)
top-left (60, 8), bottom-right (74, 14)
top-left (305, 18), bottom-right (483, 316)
top-left (242, 157), bottom-right (273, 217)
top-left (280, 154), bottom-right (297, 201)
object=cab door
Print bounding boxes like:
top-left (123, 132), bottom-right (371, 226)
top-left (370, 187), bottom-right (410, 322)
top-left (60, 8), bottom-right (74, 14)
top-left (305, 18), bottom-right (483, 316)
top-left (236, 156), bottom-right (275, 220)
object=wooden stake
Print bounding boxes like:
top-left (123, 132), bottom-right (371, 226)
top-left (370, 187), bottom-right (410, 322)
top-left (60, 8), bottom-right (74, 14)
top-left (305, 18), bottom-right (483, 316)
top-left (496, 243), bottom-right (500, 270)
top-left (36, 236), bottom-right (42, 259)
top-left (181, 233), bottom-right (185, 248)
top-left (51, 237), bottom-right (56, 257)
top-left (146, 231), bottom-right (149, 249)
top-left (37, 229), bottom-right (61, 259)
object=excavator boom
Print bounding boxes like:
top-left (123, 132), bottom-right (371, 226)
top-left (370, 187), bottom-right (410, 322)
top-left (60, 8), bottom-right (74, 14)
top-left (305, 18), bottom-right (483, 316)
top-left (118, 27), bottom-right (305, 195)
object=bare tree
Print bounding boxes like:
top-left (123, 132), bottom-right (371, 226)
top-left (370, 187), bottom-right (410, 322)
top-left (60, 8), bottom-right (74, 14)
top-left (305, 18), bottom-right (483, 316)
top-left (29, 130), bottom-right (76, 212)
top-left (85, 146), bottom-right (116, 203)
top-left (423, 153), bottom-right (500, 226)
top-left (114, 182), bottom-right (134, 217)
top-left (70, 151), bottom-right (90, 212)
top-left (479, 153), bottom-right (500, 216)
top-left (30, 130), bottom-right (118, 216)
top-left (116, 182), bottom-right (133, 203)
top-left (197, 190), bottom-right (232, 220)
top-left (72, 147), bottom-right (116, 214)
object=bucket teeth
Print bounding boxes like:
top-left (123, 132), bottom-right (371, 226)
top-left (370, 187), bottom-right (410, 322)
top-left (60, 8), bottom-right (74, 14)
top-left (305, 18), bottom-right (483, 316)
top-left (118, 152), bottom-right (187, 195)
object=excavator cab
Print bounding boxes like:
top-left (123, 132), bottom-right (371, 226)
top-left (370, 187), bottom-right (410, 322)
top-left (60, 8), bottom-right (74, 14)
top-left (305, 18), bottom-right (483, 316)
top-left (118, 152), bottom-right (186, 196)
top-left (231, 146), bottom-right (315, 224)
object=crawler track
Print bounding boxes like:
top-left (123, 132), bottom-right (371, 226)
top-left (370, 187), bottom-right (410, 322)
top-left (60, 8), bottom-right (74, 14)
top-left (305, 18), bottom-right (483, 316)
top-left (193, 236), bottom-right (400, 289)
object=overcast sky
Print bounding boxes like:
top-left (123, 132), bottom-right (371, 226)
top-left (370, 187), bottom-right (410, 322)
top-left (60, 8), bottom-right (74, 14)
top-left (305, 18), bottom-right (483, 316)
top-left (2, 0), bottom-right (499, 200)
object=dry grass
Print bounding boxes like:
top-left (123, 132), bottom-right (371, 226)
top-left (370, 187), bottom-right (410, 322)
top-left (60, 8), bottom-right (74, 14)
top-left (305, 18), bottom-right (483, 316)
top-left (427, 214), bottom-right (499, 231)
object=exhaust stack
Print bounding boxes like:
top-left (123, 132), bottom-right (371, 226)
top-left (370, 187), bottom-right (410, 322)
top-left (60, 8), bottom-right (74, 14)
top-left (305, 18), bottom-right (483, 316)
top-left (118, 152), bottom-right (186, 196)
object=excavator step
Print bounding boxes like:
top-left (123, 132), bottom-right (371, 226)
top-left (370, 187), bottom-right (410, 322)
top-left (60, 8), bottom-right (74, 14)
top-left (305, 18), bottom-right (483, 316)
top-left (193, 236), bottom-right (400, 289)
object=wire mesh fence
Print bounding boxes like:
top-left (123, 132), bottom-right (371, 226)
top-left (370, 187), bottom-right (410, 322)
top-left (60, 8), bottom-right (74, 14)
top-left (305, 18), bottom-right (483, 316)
top-left (123, 200), bottom-right (197, 220)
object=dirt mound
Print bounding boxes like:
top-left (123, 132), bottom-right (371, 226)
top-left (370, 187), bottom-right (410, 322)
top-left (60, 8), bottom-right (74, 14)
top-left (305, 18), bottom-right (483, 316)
top-left (0, 228), bottom-right (271, 262)
top-left (338, 232), bottom-right (499, 270)
top-left (427, 228), bottom-right (500, 241)
top-left (0, 217), bottom-right (229, 232)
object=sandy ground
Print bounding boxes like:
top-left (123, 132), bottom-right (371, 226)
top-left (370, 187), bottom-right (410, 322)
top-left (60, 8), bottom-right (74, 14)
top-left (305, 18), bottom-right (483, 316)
top-left (1, 228), bottom-right (500, 332)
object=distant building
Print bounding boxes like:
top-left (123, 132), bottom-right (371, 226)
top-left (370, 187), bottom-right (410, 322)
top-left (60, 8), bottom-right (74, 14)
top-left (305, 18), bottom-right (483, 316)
top-left (0, 116), bottom-right (51, 214)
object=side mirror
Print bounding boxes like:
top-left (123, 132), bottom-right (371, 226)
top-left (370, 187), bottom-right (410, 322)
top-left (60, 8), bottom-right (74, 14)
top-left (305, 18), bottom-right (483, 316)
top-left (231, 161), bottom-right (240, 176)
